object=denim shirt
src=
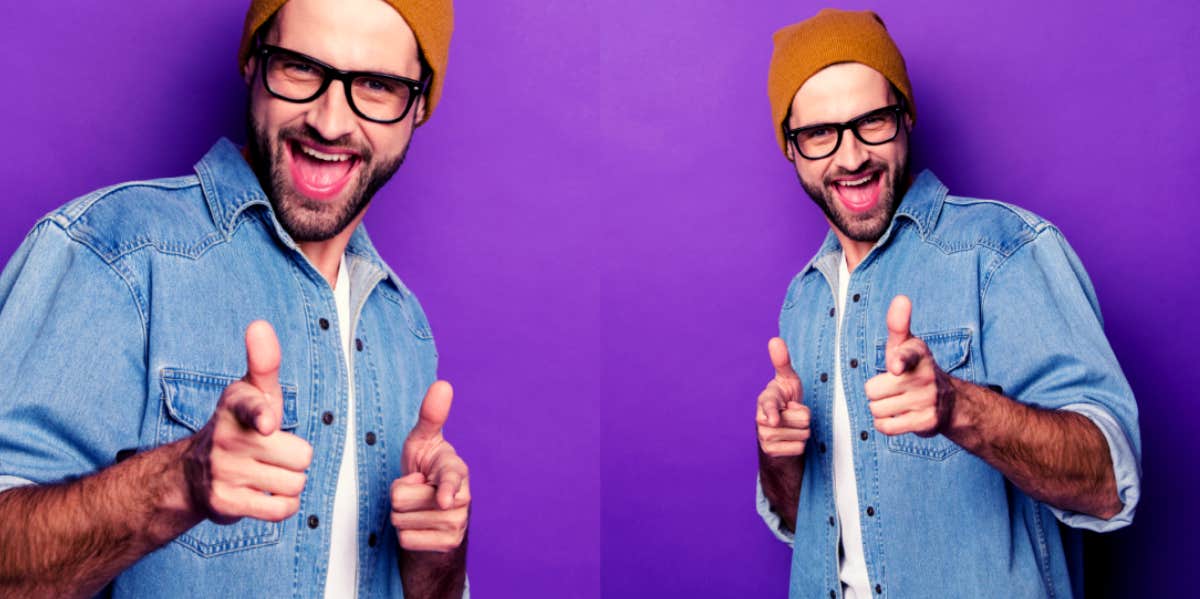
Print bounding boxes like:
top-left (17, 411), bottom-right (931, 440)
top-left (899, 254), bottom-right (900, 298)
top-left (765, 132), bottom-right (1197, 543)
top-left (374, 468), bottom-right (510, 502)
top-left (756, 170), bottom-right (1141, 598)
top-left (0, 138), bottom-right (438, 598)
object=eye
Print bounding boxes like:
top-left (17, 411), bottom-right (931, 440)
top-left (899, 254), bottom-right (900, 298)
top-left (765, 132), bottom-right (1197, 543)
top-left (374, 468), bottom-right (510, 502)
top-left (354, 76), bottom-right (402, 97)
top-left (799, 126), bottom-right (835, 141)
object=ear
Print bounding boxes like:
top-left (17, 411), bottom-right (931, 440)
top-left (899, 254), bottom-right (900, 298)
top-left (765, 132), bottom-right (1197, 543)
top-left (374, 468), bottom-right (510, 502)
top-left (242, 56), bottom-right (257, 86)
top-left (784, 136), bottom-right (796, 162)
top-left (414, 94), bottom-right (427, 125)
top-left (903, 112), bottom-right (914, 133)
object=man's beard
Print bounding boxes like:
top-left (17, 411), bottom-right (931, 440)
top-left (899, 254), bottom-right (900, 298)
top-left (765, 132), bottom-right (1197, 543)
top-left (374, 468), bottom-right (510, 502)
top-left (246, 114), bottom-right (408, 243)
top-left (800, 155), bottom-right (909, 243)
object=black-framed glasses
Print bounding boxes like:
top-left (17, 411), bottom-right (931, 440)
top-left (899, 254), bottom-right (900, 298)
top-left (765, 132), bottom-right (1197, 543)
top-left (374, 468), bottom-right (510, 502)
top-left (257, 44), bottom-right (426, 124)
top-left (784, 105), bottom-right (904, 160)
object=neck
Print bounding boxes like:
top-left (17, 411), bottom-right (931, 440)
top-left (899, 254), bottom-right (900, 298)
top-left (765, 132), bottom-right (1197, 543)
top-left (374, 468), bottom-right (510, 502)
top-left (296, 217), bottom-right (362, 288)
top-left (832, 228), bottom-right (873, 273)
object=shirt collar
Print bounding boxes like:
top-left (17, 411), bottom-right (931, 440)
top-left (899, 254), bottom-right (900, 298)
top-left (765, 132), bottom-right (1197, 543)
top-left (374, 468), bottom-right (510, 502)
top-left (801, 169), bottom-right (948, 276)
top-left (193, 137), bottom-right (412, 297)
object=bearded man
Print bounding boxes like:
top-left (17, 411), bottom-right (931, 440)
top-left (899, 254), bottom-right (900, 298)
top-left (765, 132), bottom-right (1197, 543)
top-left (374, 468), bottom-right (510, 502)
top-left (0, 0), bottom-right (469, 597)
top-left (754, 9), bottom-right (1141, 598)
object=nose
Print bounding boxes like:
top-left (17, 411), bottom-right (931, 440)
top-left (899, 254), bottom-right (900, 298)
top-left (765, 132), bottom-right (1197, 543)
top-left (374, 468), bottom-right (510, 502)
top-left (830, 129), bottom-right (870, 172)
top-left (303, 80), bottom-right (357, 141)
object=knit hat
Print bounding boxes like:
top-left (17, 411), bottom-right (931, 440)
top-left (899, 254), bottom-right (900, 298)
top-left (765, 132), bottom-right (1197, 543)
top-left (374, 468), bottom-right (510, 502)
top-left (767, 9), bottom-right (915, 156)
top-left (238, 0), bottom-right (453, 125)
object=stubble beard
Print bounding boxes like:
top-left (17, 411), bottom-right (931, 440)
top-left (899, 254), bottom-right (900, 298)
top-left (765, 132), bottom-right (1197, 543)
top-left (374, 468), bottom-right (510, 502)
top-left (246, 114), bottom-right (408, 243)
top-left (800, 154), bottom-right (909, 243)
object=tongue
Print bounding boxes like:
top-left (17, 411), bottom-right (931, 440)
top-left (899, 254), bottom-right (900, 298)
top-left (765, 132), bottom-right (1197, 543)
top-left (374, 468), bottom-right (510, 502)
top-left (295, 151), bottom-right (353, 189)
top-left (838, 176), bottom-right (880, 212)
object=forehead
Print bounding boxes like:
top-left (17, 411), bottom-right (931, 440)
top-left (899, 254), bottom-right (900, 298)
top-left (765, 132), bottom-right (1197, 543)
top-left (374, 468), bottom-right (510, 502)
top-left (789, 62), bottom-right (894, 127)
top-left (268, 0), bottom-right (421, 76)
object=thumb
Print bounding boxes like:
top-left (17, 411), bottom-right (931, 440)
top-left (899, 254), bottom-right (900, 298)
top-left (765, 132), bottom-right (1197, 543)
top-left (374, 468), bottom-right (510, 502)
top-left (768, 337), bottom-right (799, 382)
top-left (243, 320), bottom-right (282, 433)
top-left (410, 380), bottom-right (453, 442)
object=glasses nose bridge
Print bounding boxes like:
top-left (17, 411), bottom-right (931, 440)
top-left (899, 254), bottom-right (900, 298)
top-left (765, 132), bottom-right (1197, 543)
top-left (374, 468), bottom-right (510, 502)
top-left (830, 122), bottom-right (869, 167)
top-left (305, 71), bottom-right (358, 138)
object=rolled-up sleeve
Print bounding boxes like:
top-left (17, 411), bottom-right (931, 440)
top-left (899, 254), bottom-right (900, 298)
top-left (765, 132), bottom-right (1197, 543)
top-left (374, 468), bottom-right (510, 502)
top-left (980, 226), bottom-right (1141, 531)
top-left (756, 474), bottom-right (795, 546)
top-left (1054, 403), bottom-right (1140, 531)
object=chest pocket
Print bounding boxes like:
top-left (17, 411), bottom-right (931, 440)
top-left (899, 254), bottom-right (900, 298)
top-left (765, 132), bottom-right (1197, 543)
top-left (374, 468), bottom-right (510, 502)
top-left (157, 368), bottom-right (299, 557)
top-left (873, 329), bottom-right (973, 461)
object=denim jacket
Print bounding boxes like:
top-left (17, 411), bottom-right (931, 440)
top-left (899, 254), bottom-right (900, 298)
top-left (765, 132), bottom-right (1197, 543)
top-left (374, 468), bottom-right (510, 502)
top-left (0, 138), bottom-right (438, 597)
top-left (756, 170), bottom-right (1141, 598)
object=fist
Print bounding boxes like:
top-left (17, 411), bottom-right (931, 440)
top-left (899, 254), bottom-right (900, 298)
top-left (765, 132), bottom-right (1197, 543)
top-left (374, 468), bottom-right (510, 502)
top-left (756, 337), bottom-right (811, 457)
top-left (391, 380), bottom-right (470, 552)
top-left (864, 296), bottom-right (955, 437)
top-left (184, 320), bottom-right (314, 524)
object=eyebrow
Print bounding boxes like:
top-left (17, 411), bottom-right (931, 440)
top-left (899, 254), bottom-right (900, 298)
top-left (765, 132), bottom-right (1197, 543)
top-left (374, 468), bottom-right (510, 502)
top-left (790, 105), bottom-right (895, 131)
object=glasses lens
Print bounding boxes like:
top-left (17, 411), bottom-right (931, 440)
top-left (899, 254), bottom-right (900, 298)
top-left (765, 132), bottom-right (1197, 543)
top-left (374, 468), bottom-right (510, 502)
top-left (349, 76), bottom-right (413, 122)
top-left (796, 126), bottom-right (839, 159)
top-left (854, 109), bottom-right (899, 144)
top-left (265, 52), bottom-right (325, 101)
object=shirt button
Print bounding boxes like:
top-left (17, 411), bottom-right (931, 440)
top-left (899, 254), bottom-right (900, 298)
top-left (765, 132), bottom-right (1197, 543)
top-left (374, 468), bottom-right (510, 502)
top-left (319, 318), bottom-right (330, 330)
top-left (830, 590), bottom-right (836, 599)
top-left (852, 293), bottom-right (861, 303)
top-left (828, 516), bottom-right (836, 527)
top-left (322, 411), bottom-right (334, 425)
top-left (849, 358), bottom-right (858, 369)
top-left (860, 431), bottom-right (869, 441)
top-left (866, 506), bottom-right (875, 517)
top-left (365, 431), bottom-right (377, 446)
top-left (875, 584), bottom-right (883, 594)
top-left (368, 532), bottom-right (378, 547)
top-left (355, 338), bottom-right (364, 352)
top-left (819, 373), bottom-right (828, 383)
top-left (307, 515), bottom-right (319, 529)
top-left (829, 307), bottom-right (835, 317)
top-left (819, 442), bottom-right (827, 453)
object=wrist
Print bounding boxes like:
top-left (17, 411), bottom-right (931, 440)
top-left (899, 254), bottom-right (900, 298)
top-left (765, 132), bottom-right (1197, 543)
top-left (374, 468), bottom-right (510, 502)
top-left (941, 375), bottom-right (984, 452)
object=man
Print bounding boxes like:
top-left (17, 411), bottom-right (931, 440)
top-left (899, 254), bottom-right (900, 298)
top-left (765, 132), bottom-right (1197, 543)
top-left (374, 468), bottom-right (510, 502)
top-left (754, 9), bottom-right (1140, 598)
top-left (0, 0), bottom-right (469, 596)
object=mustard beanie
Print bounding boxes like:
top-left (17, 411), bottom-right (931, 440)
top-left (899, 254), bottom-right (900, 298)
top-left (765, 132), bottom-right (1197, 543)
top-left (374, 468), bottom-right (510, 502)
top-left (767, 9), bottom-right (915, 156)
top-left (238, 0), bottom-right (453, 125)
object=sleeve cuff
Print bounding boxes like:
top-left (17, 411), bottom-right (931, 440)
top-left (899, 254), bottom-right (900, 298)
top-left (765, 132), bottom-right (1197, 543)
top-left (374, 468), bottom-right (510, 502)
top-left (0, 475), bottom-right (35, 494)
top-left (1049, 403), bottom-right (1141, 532)
top-left (756, 473), bottom-right (795, 546)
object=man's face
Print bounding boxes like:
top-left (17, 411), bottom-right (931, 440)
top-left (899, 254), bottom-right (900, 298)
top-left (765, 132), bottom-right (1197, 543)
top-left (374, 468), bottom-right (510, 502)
top-left (786, 63), bottom-right (911, 243)
top-left (245, 0), bottom-right (425, 243)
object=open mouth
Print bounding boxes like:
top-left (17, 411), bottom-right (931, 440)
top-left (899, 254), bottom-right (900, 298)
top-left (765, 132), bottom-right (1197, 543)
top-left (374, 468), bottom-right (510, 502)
top-left (286, 140), bottom-right (360, 201)
top-left (830, 170), bottom-right (882, 214)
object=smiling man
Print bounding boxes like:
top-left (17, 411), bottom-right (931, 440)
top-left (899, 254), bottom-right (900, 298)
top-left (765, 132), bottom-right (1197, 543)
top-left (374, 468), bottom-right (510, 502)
top-left (754, 9), bottom-right (1141, 598)
top-left (0, 0), bottom-right (468, 597)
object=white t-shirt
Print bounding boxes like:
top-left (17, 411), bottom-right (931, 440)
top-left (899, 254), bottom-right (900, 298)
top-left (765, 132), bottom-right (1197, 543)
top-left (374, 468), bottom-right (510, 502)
top-left (325, 256), bottom-right (359, 598)
top-left (833, 254), bottom-right (871, 598)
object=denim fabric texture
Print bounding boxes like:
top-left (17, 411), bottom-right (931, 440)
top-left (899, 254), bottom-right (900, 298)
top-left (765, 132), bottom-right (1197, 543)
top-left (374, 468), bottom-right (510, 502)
top-left (757, 170), bottom-right (1141, 598)
top-left (0, 138), bottom-right (438, 597)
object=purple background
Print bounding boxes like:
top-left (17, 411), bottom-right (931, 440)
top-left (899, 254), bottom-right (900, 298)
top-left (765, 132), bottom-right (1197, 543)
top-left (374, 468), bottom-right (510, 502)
top-left (1, 1), bottom-right (1197, 597)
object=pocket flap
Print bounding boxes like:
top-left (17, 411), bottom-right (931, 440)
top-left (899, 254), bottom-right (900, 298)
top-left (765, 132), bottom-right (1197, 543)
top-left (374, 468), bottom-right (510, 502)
top-left (160, 368), bottom-right (298, 433)
top-left (875, 328), bottom-right (972, 373)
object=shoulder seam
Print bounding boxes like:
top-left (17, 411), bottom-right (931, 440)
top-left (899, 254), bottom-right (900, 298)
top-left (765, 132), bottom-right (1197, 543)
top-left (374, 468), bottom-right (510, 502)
top-left (42, 220), bottom-right (149, 350)
top-left (979, 225), bottom-right (1061, 309)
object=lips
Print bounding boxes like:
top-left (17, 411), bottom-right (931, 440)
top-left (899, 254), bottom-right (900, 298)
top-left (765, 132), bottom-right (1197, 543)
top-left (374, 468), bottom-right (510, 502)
top-left (831, 170), bottom-right (882, 214)
top-left (286, 140), bottom-right (360, 201)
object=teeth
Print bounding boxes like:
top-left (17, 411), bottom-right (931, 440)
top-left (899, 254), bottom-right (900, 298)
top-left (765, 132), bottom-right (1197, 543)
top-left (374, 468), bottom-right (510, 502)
top-left (838, 174), bottom-right (873, 187)
top-left (299, 146), bottom-right (352, 162)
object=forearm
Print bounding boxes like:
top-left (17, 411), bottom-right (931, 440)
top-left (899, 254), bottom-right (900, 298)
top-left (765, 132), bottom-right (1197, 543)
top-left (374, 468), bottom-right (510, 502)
top-left (0, 438), bottom-right (202, 597)
top-left (943, 377), bottom-right (1121, 519)
top-left (757, 446), bottom-right (803, 533)
top-left (399, 532), bottom-right (468, 599)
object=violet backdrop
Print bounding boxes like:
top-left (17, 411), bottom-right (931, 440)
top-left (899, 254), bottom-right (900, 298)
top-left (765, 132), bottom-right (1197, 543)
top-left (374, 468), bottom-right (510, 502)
top-left (0, 0), bottom-right (1196, 597)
